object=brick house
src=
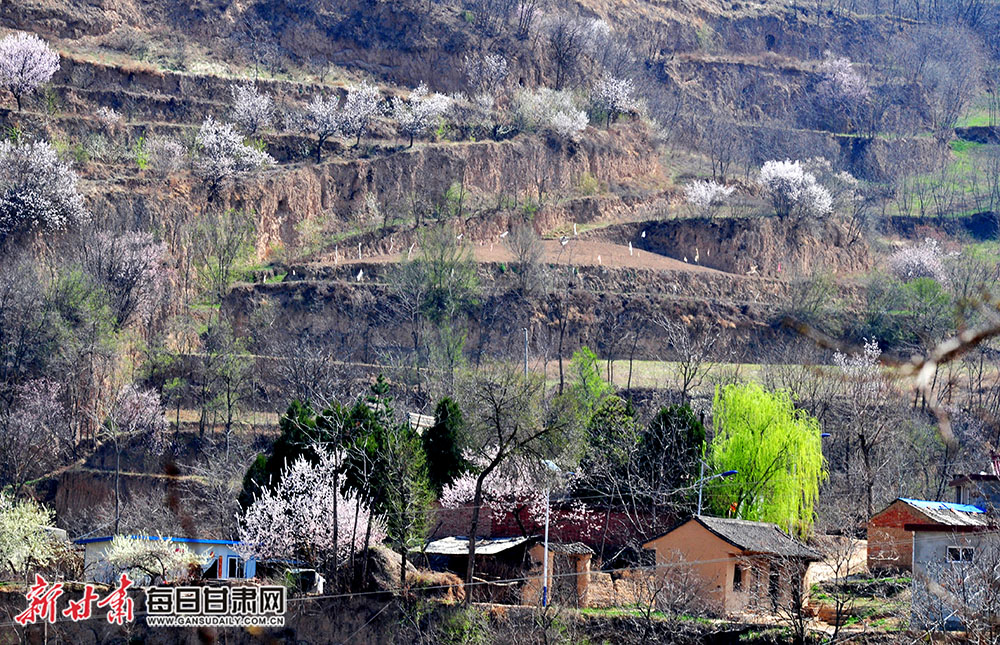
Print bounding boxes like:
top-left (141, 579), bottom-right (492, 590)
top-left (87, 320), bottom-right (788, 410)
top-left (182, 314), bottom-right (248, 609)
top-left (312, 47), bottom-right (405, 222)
top-left (905, 507), bottom-right (992, 629)
top-left (868, 498), bottom-right (991, 572)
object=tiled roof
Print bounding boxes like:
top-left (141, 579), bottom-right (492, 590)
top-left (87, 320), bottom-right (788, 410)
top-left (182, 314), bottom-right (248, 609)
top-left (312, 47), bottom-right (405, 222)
top-left (899, 498), bottom-right (985, 514)
top-left (424, 536), bottom-right (534, 556)
top-left (898, 498), bottom-right (990, 528)
top-left (694, 516), bottom-right (821, 560)
top-left (546, 542), bottom-right (593, 555)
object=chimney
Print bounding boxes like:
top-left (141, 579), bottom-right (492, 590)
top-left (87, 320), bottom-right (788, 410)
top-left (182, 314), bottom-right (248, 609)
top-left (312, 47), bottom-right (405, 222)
top-left (991, 451), bottom-right (1000, 477)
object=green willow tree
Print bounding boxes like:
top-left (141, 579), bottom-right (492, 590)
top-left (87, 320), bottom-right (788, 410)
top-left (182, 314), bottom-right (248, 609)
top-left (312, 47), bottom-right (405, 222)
top-left (707, 383), bottom-right (827, 539)
top-left (568, 346), bottom-right (614, 417)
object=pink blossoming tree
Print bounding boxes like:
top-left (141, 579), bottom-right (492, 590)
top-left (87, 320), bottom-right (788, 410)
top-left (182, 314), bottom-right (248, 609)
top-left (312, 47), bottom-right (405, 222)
top-left (0, 32), bottom-right (60, 112)
top-left (238, 447), bottom-right (386, 573)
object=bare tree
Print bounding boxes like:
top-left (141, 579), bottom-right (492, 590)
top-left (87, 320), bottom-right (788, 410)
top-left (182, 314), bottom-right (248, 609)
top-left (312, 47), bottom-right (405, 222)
top-left (542, 15), bottom-right (602, 90)
top-left (650, 315), bottom-right (719, 403)
top-left (231, 15), bottom-right (280, 83)
top-left (506, 223), bottom-right (546, 298)
top-left (456, 362), bottom-right (567, 591)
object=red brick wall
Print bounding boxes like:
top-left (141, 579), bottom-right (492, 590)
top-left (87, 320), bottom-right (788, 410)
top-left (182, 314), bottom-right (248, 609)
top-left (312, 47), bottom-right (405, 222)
top-left (867, 502), bottom-right (921, 572)
top-left (432, 503), bottom-right (675, 555)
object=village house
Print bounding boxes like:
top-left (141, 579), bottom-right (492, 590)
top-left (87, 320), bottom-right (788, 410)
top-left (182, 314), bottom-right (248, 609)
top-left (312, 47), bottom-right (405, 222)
top-left (867, 498), bottom-right (986, 571)
top-left (865, 462), bottom-right (1000, 630)
top-left (423, 536), bottom-right (594, 605)
top-left (904, 505), bottom-right (993, 629)
top-left (76, 536), bottom-right (256, 584)
top-left (643, 516), bottom-right (820, 617)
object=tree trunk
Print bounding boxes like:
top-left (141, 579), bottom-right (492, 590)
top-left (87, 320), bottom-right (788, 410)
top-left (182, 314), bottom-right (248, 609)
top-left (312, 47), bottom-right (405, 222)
top-left (400, 543), bottom-right (408, 594)
top-left (626, 330), bottom-right (639, 398)
top-left (361, 499), bottom-right (374, 586)
top-left (350, 497), bottom-right (360, 585)
top-left (464, 472), bottom-right (489, 601)
top-left (557, 318), bottom-right (566, 395)
top-left (332, 470), bottom-right (339, 592)
top-left (114, 442), bottom-right (121, 535)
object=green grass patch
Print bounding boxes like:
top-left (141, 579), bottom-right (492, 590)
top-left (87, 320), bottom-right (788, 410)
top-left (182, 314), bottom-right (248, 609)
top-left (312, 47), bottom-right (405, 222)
top-left (265, 272), bottom-right (287, 284)
top-left (949, 139), bottom-right (983, 156)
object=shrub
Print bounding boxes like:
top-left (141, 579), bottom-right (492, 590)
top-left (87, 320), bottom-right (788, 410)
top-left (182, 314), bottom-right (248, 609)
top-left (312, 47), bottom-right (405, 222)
top-left (133, 135), bottom-right (150, 170)
top-left (95, 106), bottom-right (123, 130)
top-left (147, 137), bottom-right (186, 176)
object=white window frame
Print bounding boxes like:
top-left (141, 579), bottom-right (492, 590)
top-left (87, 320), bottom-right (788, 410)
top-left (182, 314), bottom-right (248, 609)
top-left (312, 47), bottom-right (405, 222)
top-left (946, 546), bottom-right (974, 564)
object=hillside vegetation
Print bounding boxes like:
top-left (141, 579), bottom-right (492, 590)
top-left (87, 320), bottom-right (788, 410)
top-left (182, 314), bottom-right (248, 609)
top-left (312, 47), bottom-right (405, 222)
top-left (1, 0), bottom-right (1000, 642)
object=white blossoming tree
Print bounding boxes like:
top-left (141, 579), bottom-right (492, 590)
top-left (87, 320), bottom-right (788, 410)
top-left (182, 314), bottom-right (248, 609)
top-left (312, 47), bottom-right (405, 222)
top-left (305, 94), bottom-right (341, 162)
top-left (194, 116), bottom-right (274, 195)
top-left (340, 81), bottom-right (382, 147)
top-left (591, 75), bottom-right (636, 127)
top-left (238, 447), bottom-right (386, 573)
top-left (84, 231), bottom-right (168, 330)
top-left (833, 339), bottom-right (892, 518)
top-left (684, 180), bottom-right (735, 216)
top-left (392, 83), bottom-right (452, 147)
top-left (816, 52), bottom-right (869, 133)
top-left (887, 238), bottom-right (949, 285)
top-left (0, 32), bottom-right (60, 112)
top-left (463, 53), bottom-right (509, 102)
top-left (147, 137), bottom-right (186, 176)
top-left (515, 87), bottom-right (588, 142)
top-left (0, 492), bottom-right (57, 581)
top-left (103, 536), bottom-right (202, 584)
top-left (757, 159), bottom-right (833, 219)
top-left (230, 83), bottom-right (274, 136)
top-left (0, 139), bottom-right (86, 238)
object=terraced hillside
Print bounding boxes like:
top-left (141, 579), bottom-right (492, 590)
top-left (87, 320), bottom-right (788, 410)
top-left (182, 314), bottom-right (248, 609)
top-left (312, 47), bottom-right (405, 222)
top-left (3, 5), bottom-right (1000, 635)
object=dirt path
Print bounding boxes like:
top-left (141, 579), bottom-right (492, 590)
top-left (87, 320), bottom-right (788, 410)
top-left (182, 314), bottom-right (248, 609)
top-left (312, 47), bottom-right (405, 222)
top-left (326, 239), bottom-right (725, 274)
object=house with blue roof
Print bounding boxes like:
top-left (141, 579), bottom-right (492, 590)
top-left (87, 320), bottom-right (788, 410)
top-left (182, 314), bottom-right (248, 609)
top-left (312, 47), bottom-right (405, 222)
top-left (75, 535), bottom-right (256, 584)
top-left (868, 498), bottom-right (986, 572)
top-left (868, 463), bottom-right (1000, 631)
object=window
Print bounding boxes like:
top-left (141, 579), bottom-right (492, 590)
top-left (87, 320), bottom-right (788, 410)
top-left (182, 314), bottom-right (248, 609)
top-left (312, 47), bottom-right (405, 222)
top-left (227, 555), bottom-right (245, 579)
top-left (947, 546), bottom-right (974, 563)
top-left (733, 564), bottom-right (743, 591)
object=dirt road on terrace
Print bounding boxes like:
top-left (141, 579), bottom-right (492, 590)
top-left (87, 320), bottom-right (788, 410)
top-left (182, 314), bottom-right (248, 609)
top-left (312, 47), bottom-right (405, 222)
top-left (327, 239), bottom-right (725, 274)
